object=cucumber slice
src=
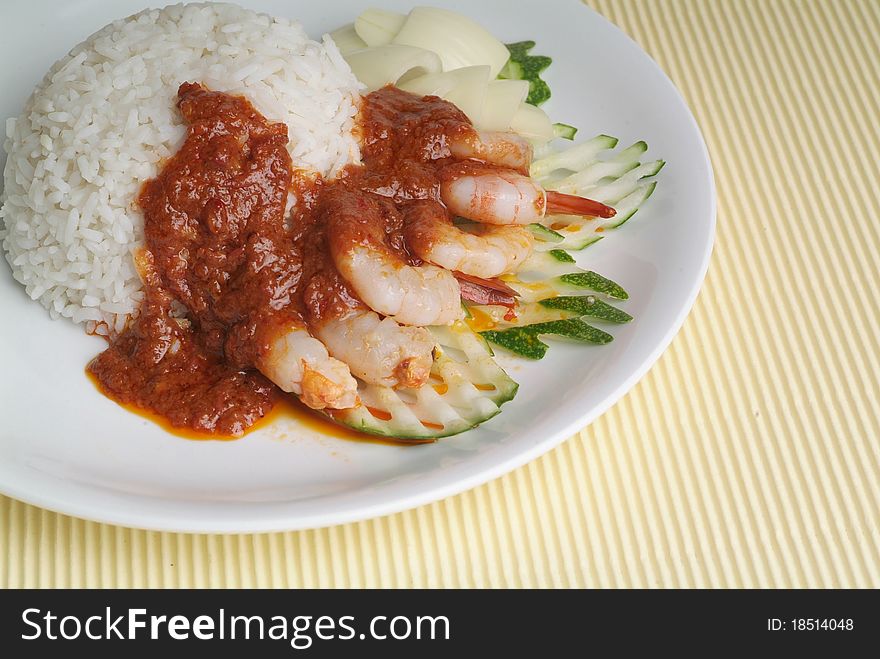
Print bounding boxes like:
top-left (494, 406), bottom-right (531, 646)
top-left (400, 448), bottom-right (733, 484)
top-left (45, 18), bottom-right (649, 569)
top-left (550, 141), bottom-right (648, 194)
top-left (499, 60), bottom-right (524, 80)
top-left (470, 293), bottom-right (631, 328)
top-left (530, 136), bottom-right (662, 250)
top-left (539, 295), bottom-right (633, 323)
top-left (548, 248), bottom-right (575, 263)
top-left (530, 134), bottom-right (618, 179)
top-left (539, 233), bottom-right (604, 251)
top-left (555, 271), bottom-right (629, 300)
top-left (467, 241), bottom-right (631, 361)
top-left (576, 159), bottom-right (665, 201)
top-left (519, 247), bottom-right (576, 275)
top-left (527, 318), bottom-right (613, 343)
top-left (553, 123), bottom-right (578, 140)
top-left (482, 318), bottom-right (613, 359)
top-left (470, 300), bottom-right (569, 326)
top-left (528, 223), bottom-right (564, 243)
top-left (513, 252), bottom-right (629, 302)
top-left (481, 326), bottom-right (549, 359)
top-left (535, 226), bottom-right (605, 252)
top-left (536, 175), bottom-right (660, 251)
top-left (499, 41), bottom-right (553, 106)
top-left (519, 249), bottom-right (583, 278)
top-left (321, 323), bottom-right (517, 440)
top-left (596, 181), bottom-right (657, 229)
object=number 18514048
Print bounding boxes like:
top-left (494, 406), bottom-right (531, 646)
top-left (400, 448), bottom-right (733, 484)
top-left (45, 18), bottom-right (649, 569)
top-left (767, 618), bottom-right (854, 631)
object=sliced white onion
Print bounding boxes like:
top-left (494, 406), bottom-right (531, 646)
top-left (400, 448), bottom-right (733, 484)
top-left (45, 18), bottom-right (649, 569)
top-left (328, 24), bottom-right (367, 56)
top-left (354, 8), bottom-right (406, 47)
top-left (399, 66), bottom-right (491, 126)
top-left (478, 79), bottom-right (529, 131)
top-left (391, 7), bottom-right (509, 77)
top-left (344, 45), bottom-right (443, 92)
top-left (509, 102), bottom-right (555, 144)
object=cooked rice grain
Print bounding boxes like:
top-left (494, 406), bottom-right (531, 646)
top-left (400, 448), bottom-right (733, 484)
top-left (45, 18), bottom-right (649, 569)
top-left (1, 2), bottom-right (361, 332)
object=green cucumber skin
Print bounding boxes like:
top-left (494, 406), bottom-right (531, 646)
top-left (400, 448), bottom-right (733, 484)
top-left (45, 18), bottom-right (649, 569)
top-left (501, 41), bottom-right (552, 106)
top-left (526, 318), bottom-right (613, 344)
top-left (556, 234), bottom-right (603, 251)
top-left (641, 159), bottom-right (666, 179)
top-left (553, 123), bottom-right (578, 140)
top-left (482, 317), bottom-right (614, 359)
top-left (617, 141), bottom-right (648, 161)
top-left (548, 248), bottom-right (575, 263)
top-left (324, 408), bottom-right (503, 441)
top-left (481, 328), bottom-right (549, 360)
top-left (528, 223), bottom-right (565, 243)
top-left (500, 60), bottom-right (524, 79)
top-left (557, 271), bottom-right (629, 300)
top-left (318, 377), bottom-right (519, 440)
top-left (539, 296), bottom-right (633, 323)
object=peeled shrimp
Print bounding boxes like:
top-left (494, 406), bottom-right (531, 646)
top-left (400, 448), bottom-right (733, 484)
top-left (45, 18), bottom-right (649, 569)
top-left (131, 248), bottom-right (356, 409)
top-left (313, 310), bottom-right (434, 389)
top-left (439, 161), bottom-right (616, 225)
top-left (256, 323), bottom-right (359, 410)
top-left (304, 270), bottom-right (435, 389)
top-left (449, 129), bottom-right (533, 173)
top-left (322, 186), bottom-right (463, 327)
top-left (403, 200), bottom-right (533, 279)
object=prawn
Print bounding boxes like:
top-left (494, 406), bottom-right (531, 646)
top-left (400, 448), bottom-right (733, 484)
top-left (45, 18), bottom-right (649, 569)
top-left (448, 129), bottom-right (533, 174)
top-left (131, 248), bottom-right (358, 411)
top-left (322, 185), bottom-right (463, 327)
top-left (439, 161), bottom-right (616, 226)
top-left (303, 270), bottom-right (435, 389)
top-left (255, 321), bottom-right (360, 410)
top-left (403, 200), bottom-right (533, 279)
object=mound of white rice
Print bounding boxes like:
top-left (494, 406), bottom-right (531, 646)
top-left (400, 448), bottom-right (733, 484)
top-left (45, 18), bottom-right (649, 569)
top-left (1, 2), bottom-right (361, 333)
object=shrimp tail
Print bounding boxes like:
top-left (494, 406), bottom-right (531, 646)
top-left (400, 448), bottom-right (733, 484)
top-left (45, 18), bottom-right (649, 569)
top-left (257, 324), bottom-right (359, 410)
top-left (300, 363), bottom-right (360, 410)
top-left (455, 272), bottom-right (519, 308)
top-left (545, 191), bottom-right (617, 219)
top-left (395, 357), bottom-right (432, 390)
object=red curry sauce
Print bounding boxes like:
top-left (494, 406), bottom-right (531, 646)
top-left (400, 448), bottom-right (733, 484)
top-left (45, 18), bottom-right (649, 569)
top-left (88, 84), bottom-right (482, 438)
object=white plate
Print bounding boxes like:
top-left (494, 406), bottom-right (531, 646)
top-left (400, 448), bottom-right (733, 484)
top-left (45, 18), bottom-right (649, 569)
top-left (0, 0), bottom-right (715, 532)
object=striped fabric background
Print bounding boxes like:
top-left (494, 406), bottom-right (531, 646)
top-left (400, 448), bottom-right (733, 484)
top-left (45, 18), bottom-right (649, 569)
top-left (2, 0), bottom-right (879, 588)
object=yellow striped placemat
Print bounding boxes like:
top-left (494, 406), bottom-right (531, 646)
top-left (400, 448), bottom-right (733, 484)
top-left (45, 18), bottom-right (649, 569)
top-left (2, 0), bottom-right (878, 588)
